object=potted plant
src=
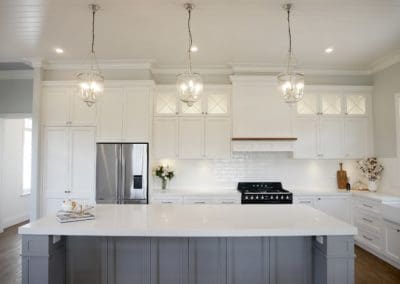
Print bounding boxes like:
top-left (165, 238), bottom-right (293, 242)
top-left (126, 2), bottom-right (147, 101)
top-left (357, 158), bottom-right (384, 192)
top-left (153, 164), bottom-right (175, 190)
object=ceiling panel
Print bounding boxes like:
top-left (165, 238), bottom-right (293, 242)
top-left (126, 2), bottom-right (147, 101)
top-left (0, 0), bottom-right (399, 71)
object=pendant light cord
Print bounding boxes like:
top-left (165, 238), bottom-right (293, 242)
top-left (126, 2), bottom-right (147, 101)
top-left (91, 7), bottom-right (96, 54)
top-left (187, 7), bottom-right (193, 73)
top-left (287, 8), bottom-right (292, 55)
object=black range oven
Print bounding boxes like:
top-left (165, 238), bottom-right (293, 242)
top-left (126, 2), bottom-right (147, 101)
top-left (237, 182), bottom-right (293, 204)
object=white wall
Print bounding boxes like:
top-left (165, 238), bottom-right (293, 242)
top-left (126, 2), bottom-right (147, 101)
top-left (0, 118), bottom-right (30, 230)
top-left (373, 62), bottom-right (400, 158)
top-left (152, 153), bottom-right (362, 193)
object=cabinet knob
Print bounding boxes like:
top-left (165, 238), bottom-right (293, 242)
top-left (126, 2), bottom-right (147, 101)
top-left (175, 112), bottom-right (179, 115)
top-left (65, 190), bottom-right (71, 194)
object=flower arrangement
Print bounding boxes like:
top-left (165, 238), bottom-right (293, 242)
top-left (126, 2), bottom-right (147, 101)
top-left (357, 157), bottom-right (384, 181)
top-left (153, 164), bottom-right (175, 190)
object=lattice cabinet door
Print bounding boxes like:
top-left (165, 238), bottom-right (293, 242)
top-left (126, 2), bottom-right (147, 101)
top-left (321, 93), bottom-right (343, 115)
top-left (296, 93), bottom-right (318, 115)
top-left (206, 91), bottom-right (230, 115)
top-left (155, 90), bottom-right (178, 115)
top-left (180, 99), bottom-right (203, 115)
top-left (345, 94), bottom-right (367, 115)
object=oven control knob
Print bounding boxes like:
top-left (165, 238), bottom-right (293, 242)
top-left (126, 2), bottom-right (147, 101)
top-left (245, 196), bottom-right (248, 200)
top-left (250, 196), bottom-right (254, 200)
top-left (286, 196), bottom-right (289, 200)
top-left (255, 195), bottom-right (259, 199)
top-left (261, 195), bottom-right (264, 199)
top-left (281, 196), bottom-right (284, 200)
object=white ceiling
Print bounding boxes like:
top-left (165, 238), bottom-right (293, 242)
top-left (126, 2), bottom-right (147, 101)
top-left (1, 0), bottom-right (400, 72)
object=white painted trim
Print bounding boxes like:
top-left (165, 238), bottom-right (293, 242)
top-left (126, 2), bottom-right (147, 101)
top-left (151, 65), bottom-right (233, 75)
top-left (43, 59), bottom-right (155, 71)
top-left (0, 113), bottom-right (32, 119)
top-left (230, 64), bottom-right (372, 76)
top-left (394, 93), bottom-right (400, 158)
top-left (41, 80), bottom-right (156, 87)
top-left (305, 85), bottom-right (373, 93)
top-left (229, 75), bottom-right (279, 84)
top-left (0, 70), bottom-right (33, 80)
top-left (371, 50), bottom-right (400, 73)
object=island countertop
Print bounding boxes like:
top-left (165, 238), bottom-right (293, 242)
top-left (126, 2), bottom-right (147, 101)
top-left (18, 204), bottom-right (357, 237)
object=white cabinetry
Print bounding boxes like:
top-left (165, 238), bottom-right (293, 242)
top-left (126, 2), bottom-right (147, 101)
top-left (153, 118), bottom-right (179, 159)
top-left (294, 86), bottom-right (372, 159)
top-left (42, 85), bottom-right (97, 126)
top-left (383, 221), bottom-right (400, 263)
top-left (97, 84), bottom-right (153, 142)
top-left (293, 194), bottom-right (350, 223)
top-left (231, 76), bottom-right (292, 138)
top-left (315, 196), bottom-right (350, 223)
top-left (42, 127), bottom-right (96, 215)
top-left (153, 85), bottom-right (231, 160)
top-left (179, 117), bottom-right (205, 159)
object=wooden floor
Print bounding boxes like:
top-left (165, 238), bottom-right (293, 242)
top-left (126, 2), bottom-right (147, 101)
top-left (0, 224), bottom-right (399, 284)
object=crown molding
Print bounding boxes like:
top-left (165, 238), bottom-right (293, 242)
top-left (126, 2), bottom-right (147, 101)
top-left (0, 70), bottom-right (33, 80)
top-left (151, 64), bottom-right (233, 75)
top-left (371, 50), bottom-right (400, 73)
top-left (42, 80), bottom-right (155, 87)
top-left (43, 59), bottom-right (155, 71)
top-left (231, 63), bottom-right (371, 76)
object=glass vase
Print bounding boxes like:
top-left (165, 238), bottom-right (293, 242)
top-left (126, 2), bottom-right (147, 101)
top-left (161, 179), bottom-right (167, 191)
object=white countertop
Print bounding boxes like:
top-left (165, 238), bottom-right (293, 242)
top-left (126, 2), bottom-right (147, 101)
top-left (351, 190), bottom-right (400, 202)
top-left (19, 204), bottom-right (357, 237)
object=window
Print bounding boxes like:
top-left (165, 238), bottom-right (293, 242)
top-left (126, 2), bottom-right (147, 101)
top-left (22, 118), bottom-right (32, 195)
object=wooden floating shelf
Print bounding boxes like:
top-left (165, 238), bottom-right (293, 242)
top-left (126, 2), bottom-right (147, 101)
top-left (232, 137), bottom-right (298, 141)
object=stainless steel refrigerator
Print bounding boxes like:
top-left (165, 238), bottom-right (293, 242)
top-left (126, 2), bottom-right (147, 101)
top-left (96, 143), bottom-right (148, 204)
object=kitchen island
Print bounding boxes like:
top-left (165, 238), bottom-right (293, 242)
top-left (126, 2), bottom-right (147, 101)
top-left (19, 204), bottom-right (357, 284)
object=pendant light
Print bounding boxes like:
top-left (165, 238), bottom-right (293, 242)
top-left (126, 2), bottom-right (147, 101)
top-left (76, 4), bottom-right (104, 107)
top-left (277, 3), bottom-right (305, 103)
top-left (176, 3), bottom-right (203, 107)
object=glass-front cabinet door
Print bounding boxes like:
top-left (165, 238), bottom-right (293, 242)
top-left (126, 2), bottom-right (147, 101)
top-left (206, 91), bottom-right (230, 115)
top-left (321, 93), bottom-right (343, 115)
top-left (179, 99), bottom-right (203, 115)
top-left (154, 88), bottom-right (178, 115)
top-left (345, 94), bottom-right (367, 116)
top-left (296, 92), bottom-right (318, 115)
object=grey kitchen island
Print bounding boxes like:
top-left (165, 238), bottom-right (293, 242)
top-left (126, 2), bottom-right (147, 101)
top-left (19, 204), bottom-right (357, 284)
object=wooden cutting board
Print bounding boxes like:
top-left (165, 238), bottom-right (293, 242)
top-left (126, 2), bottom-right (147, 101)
top-left (337, 163), bottom-right (348, 189)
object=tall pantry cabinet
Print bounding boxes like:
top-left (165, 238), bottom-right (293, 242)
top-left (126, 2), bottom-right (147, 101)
top-left (40, 81), bottom-right (154, 215)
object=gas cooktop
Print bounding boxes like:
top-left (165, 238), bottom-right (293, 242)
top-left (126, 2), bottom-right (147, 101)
top-left (237, 182), bottom-right (293, 204)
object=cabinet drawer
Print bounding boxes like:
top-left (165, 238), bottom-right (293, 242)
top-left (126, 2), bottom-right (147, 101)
top-left (183, 197), bottom-right (214, 205)
top-left (151, 197), bottom-right (183, 205)
top-left (354, 209), bottom-right (381, 233)
top-left (356, 199), bottom-right (381, 214)
top-left (215, 198), bottom-right (240, 205)
top-left (356, 224), bottom-right (381, 251)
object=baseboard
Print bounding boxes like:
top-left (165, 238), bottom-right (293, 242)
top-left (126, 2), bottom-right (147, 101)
top-left (355, 240), bottom-right (400, 269)
top-left (2, 215), bottom-right (29, 230)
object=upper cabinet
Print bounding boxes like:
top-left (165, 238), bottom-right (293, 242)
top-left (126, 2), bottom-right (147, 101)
top-left (96, 82), bottom-right (154, 142)
top-left (293, 86), bottom-right (373, 159)
top-left (154, 85), bottom-right (231, 117)
top-left (296, 86), bottom-right (370, 117)
top-left (42, 84), bottom-right (97, 126)
top-left (230, 76), bottom-right (293, 138)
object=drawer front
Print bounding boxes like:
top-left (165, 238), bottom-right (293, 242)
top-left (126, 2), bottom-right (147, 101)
top-left (356, 199), bottom-right (381, 214)
top-left (151, 197), bottom-right (183, 204)
top-left (354, 208), bottom-right (381, 233)
top-left (215, 198), bottom-right (240, 205)
top-left (183, 198), bottom-right (214, 205)
top-left (356, 224), bottom-right (381, 251)
top-left (293, 197), bottom-right (315, 208)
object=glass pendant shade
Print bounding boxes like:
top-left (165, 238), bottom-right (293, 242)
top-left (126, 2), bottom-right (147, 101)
top-left (277, 70), bottom-right (304, 103)
top-left (76, 53), bottom-right (104, 107)
top-left (76, 4), bottom-right (103, 107)
top-left (176, 72), bottom-right (203, 107)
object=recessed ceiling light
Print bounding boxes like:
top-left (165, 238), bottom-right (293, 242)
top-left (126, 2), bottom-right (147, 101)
top-left (190, 45), bottom-right (198, 52)
top-left (55, 48), bottom-right (64, 54)
top-left (325, 47), bottom-right (334, 54)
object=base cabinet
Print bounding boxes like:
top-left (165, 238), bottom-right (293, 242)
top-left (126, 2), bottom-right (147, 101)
top-left (23, 235), bottom-right (354, 284)
top-left (383, 221), bottom-right (400, 263)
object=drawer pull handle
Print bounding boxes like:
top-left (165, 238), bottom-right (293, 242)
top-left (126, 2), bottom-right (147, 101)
top-left (221, 201), bottom-right (234, 204)
top-left (397, 229), bottom-right (400, 233)
top-left (161, 201), bottom-right (173, 204)
top-left (194, 201), bottom-right (206, 204)
top-left (362, 203), bottom-right (373, 209)
top-left (299, 201), bottom-right (311, 204)
top-left (362, 217), bottom-right (373, 223)
top-left (362, 235), bottom-right (373, 241)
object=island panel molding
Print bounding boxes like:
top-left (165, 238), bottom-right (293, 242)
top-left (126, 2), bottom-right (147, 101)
top-left (21, 235), bottom-right (354, 284)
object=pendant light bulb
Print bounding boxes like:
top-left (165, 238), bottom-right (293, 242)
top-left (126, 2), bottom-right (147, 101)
top-left (76, 3), bottom-right (104, 107)
top-left (277, 3), bottom-right (304, 104)
top-left (177, 3), bottom-right (204, 107)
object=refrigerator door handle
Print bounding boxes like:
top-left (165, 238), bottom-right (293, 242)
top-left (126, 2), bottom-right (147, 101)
top-left (117, 145), bottom-right (122, 203)
top-left (121, 146), bottom-right (126, 202)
